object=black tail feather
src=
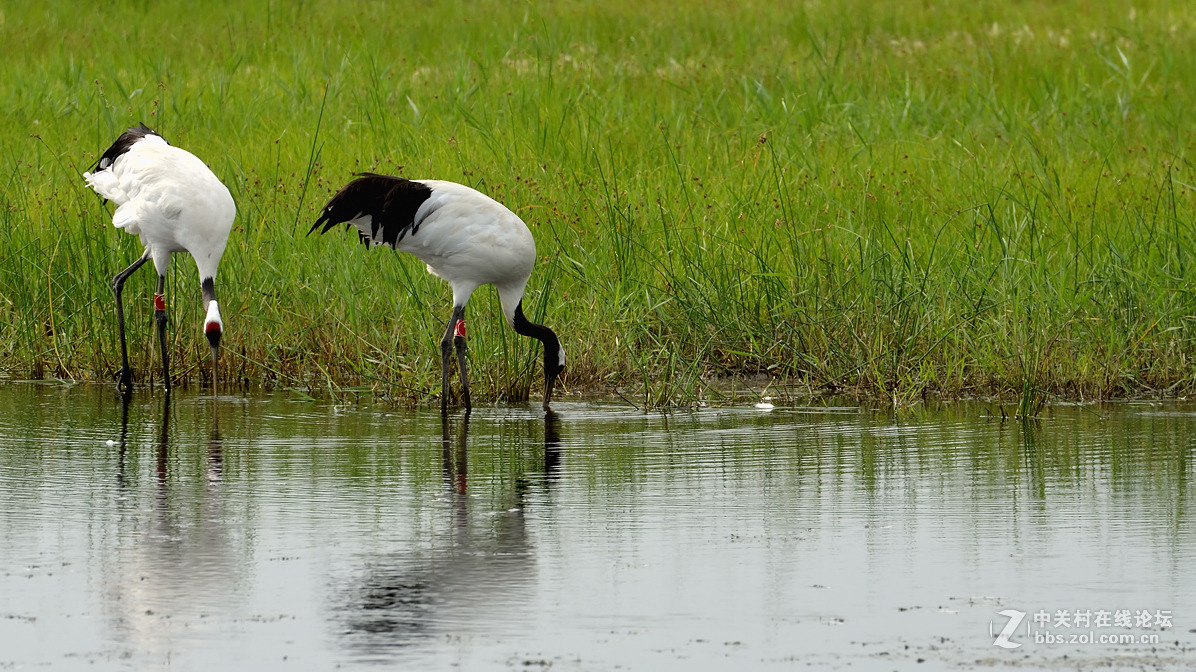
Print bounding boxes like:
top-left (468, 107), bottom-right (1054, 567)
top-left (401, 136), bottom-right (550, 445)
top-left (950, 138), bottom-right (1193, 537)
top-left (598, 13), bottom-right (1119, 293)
top-left (91, 123), bottom-right (165, 173)
top-left (308, 173), bottom-right (434, 248)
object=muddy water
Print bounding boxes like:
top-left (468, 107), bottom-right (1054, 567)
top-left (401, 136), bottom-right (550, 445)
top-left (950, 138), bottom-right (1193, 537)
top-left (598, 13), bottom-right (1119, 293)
top-left (0, 386), bottom-right (1193, 670)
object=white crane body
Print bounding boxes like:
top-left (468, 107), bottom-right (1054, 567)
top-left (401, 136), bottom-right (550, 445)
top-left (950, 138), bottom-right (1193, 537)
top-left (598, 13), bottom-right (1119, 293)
top-left (312, 173), bottom-right (564, 411)
top-left (83, 124), bottom-right (234, 393)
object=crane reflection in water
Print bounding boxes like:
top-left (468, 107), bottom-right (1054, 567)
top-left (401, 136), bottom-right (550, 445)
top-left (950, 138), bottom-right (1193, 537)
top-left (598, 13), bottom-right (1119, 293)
top-left (105, 394), bottom-right (239, 658)
top-left (337, 410), bottom-right (563, 657)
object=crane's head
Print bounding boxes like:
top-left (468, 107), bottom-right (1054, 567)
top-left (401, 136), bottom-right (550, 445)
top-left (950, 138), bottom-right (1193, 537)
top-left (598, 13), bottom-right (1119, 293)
top-left (201, 279), bottom-right (223, 394)
top-left (543, 341), bottom-right (565, 410)
top-left (204, 301), bottom-right (223, 354)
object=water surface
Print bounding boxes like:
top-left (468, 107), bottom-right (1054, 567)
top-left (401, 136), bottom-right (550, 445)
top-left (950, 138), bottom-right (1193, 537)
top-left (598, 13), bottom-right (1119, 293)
top-left (0, 386), bottom-right (1193, 670)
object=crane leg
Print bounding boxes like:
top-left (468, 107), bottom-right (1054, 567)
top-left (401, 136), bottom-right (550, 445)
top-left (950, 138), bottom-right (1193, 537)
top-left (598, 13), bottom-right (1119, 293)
top-left (112, 251), bottom-right (151, 395)
top-left (454, 326), bottom-right (471, 412)
top-left (155, 275), bottom-right (171, 394)
top-left (440, 305), bottom-right (468, 413)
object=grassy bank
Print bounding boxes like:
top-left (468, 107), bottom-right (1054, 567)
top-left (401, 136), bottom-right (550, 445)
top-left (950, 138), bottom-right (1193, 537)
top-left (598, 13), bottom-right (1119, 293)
top-left (2, 0), bottom-right (1196, 408)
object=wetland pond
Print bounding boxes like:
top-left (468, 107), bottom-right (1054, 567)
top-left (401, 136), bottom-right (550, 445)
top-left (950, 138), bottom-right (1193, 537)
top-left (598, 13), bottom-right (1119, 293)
top-left (0, 386), bottom-right (1193, 671)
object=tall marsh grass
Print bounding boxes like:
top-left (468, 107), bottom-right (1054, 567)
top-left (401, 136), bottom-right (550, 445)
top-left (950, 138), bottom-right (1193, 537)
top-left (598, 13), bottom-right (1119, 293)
top-left (2, 0), bottom-right (1196, 407)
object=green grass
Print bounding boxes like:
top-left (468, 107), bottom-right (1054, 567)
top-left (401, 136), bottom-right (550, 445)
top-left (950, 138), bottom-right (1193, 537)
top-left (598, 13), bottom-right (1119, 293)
top-left (3, 0), bottom-right (1196, 408)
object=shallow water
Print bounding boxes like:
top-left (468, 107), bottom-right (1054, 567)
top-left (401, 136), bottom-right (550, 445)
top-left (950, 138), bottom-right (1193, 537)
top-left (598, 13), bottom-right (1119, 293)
top-left (0, 386), bottom-right (1193, 671)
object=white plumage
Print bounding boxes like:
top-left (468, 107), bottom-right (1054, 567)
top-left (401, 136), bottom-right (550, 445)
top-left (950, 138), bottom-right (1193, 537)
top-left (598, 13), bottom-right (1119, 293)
top-left (312, 174), bottom-right (565, 412)
top-left (349, 180), bottom-right (535, 324)
top-left (86, 134), bottom-right (233, 279)
top-left (83, 124), bottom-right (235, 394)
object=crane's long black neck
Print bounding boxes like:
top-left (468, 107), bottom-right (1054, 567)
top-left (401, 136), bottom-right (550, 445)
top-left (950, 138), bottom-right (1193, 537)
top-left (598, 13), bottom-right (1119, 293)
top-left (201, 277), bottom-right (217, 307)
top-left (513, 301), bottom-right (564, 405)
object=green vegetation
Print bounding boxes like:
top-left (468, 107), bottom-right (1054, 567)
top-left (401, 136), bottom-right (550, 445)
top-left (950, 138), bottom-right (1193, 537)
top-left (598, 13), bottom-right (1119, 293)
top-left (3, 0), bottom-right (1196, 408)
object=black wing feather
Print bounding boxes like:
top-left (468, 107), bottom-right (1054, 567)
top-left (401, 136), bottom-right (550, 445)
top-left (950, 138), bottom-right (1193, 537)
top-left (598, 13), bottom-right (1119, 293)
top-left (90, 123), bottom-right (166, 173)
top-left (309, 173), bottom-right (434, 249)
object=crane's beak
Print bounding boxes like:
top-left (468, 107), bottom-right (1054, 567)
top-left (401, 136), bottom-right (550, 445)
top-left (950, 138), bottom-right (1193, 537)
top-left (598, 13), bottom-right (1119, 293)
top-left (209, 339), bottom-right (220, 395)
top-left (543, 366), bottom-right (563, 411)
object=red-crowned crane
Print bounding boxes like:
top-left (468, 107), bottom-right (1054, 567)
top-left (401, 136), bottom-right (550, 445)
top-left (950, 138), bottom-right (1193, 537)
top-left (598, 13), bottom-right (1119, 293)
top-left (83, 123), bottom-right (234, 395)
top-left (310, 174), bottom-right (565, 412)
